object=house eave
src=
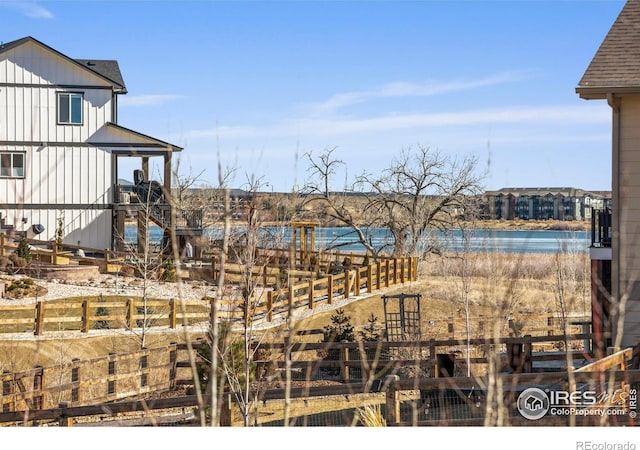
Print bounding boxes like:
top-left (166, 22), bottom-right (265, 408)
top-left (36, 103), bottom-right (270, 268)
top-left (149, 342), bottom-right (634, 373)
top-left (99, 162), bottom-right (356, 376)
top-left (576, 85), bottom-right (640, 100)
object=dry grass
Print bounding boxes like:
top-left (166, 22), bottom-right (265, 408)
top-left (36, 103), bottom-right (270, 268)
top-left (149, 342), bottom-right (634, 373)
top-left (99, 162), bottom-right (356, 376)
top-left (290, 251), bottom-right (590, 341)
top-left (0, 251), bottom-right (590, 371)
top-left (0, 330), bottom-right (207, 372)
top-left (357, 404), bottom-right (386, 426)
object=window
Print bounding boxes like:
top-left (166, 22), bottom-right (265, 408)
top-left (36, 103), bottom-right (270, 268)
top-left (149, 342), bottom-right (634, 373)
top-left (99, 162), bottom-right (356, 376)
top-left (58, 92), bottom-right (83, 125)
top-left (0, 152), bottom-right (24, 178)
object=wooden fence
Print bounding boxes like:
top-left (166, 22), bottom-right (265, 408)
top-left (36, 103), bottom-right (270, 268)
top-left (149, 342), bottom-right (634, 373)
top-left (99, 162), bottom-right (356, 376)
top-left (1, 342), bottom-right (637, 427)
top-left (0, 256), bottom-right (417, 336)
top-left (254, 331), bottom-right (597, 383)
top-left (0, 298), bottom-right (211, 335)
top-left (0, 344), bottom-right (189, 414)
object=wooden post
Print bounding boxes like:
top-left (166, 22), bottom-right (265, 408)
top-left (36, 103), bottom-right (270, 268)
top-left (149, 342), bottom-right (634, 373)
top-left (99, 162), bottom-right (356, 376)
top-left (327, 275), bottom-right (333, 305)
top-left (393, 258), bottom-right (399, 284)
top-left (429, 340), bottom-right (438, 378)
top-left (267, 291), bottom-right (273, 322)
top-left (354, 269), bottom-right (361, 296)
top-left (344, 270), bottom-right (351, 298)
top-left (340, 346), bottom-right (350, 382)
top-left (406, 257), bottom-right (412, 281)
top-left (169, 299), bottom-right (177, 329)
top-left (81, 300), bottom-right (90, 333)
top-left (400, 258), bottom-right (405, 283)
top-left (367, 265), bottom-right (373, 293)
top-left (34, 301), bottom-right (44, 336)
top-left (384, 375), bottom-right (401, 425)
top-left (33, 366), bottom-right (44, 410)
top-left (58, 402), bottom-right (73, 427)
top-left (0, 232), bottom-right (5, 257)
top-left (384, 260), bottom-right (390, 288)
top-left (375, 262), bottom-right (381, 290)
top-left (308, 279), bottom-right (314, 309)
top-left (524, 334), bottom-right (533, 373)
top-left (263, 265), bottom-right (268, 287)
top-left (126, 299), bottom-right (134, 330)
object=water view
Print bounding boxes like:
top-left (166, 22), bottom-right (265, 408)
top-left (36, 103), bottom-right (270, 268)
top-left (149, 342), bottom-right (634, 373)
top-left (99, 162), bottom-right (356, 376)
top-left (126, 225), bottom-right (590, 255)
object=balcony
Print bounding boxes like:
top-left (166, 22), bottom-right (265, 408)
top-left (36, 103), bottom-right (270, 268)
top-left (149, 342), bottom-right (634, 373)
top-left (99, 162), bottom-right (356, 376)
top-left (113, 183), bottom-right (203, 235)
top-left (590, 207), bottom-right (611, 261)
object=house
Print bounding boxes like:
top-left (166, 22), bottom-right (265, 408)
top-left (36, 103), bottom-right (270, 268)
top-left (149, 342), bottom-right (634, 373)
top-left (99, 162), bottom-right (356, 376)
top-left (576, 0), bottom-right (640, 350)
top-left (0, 36), bottom-right (202, 255)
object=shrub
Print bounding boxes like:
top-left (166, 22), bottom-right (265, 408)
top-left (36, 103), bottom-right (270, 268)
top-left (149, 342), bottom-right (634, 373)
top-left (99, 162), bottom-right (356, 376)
top-left (362, 254), bottom-right (370, 267)
top-left (323, 308), bottom-right (355, 344)
top-left (16, 235), bottom-right (31, 265)
top-left (359, 313), bottom-right (383, 342)
top-left (162, 259), bottom-right (177, 282)
top-left (5, 278), bottom-right (39, 298)
top-left (194, 321), bottom-right (255, 395)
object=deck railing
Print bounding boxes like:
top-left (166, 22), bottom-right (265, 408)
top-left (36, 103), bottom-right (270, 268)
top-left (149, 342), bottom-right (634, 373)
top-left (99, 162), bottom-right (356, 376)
top-left (591, 207), bottom-right (612, 248)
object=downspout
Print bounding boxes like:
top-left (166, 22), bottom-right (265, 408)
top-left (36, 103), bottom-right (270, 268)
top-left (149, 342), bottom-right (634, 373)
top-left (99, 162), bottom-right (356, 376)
top-left (111, 90), bottom-right (119, 252)
top-left (607, 92), bottom-right (621, 350)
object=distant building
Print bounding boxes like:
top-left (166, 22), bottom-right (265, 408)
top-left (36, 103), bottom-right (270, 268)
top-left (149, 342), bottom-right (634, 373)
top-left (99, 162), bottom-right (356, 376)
top-left (483, 187), bottom-right (611, 221)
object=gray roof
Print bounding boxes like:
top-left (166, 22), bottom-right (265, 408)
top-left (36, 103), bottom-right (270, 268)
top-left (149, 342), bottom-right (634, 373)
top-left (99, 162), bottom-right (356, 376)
top-left (74, 59), bottom-right (127, 93)
top-left (577, 0), bottom-right (640, 99)
top-left (0, 36), bottom-right (126, 93)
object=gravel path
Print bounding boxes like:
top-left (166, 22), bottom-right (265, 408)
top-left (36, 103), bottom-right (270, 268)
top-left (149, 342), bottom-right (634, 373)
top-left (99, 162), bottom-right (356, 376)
top-left (0, 273), bottom-right (211, 305)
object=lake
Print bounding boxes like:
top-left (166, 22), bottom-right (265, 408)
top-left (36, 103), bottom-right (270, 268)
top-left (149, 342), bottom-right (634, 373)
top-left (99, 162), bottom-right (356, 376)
top-left (126, 225), bottom-right (591, 255)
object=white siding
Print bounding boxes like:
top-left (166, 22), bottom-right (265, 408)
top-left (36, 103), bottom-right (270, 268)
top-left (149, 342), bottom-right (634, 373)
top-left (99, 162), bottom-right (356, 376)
top-left (0, 144), bottom-right (112, 205)
top-left (0, 42), bottom-right (114, 143)
top-left (0, 41), bottom-right (110, 87)
top-left (0, 207), bottom-right (112, 250)
top-left (1, 86), bottom-right (113, 142)
top-left (1, 39), bottom-right (115, 249)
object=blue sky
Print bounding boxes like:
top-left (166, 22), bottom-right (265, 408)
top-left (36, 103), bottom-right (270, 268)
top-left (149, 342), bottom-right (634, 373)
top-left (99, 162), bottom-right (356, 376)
top-left (1, 0), bottom-right (624, 193)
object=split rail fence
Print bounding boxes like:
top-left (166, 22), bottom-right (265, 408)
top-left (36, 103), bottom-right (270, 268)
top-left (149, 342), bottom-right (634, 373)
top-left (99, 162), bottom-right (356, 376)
top-left (3, 334), bottom-right (636, 427)
top-left (0, 256), bottom-right (417, 336)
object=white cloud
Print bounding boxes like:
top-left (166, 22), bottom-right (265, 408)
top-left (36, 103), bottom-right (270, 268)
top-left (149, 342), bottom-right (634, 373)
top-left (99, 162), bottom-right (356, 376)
top-left (2, 1), bottom-right (54, 19)
top-left (310, 71), bottom-right (535, 115)
top-left (119, 94), bottom-right (184, 107)
top-left (185, 104), bottom-right (610, 141)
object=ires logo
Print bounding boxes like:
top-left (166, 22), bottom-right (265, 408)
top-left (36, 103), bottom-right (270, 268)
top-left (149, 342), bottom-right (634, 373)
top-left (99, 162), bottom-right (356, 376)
top-left (517, 387), bottom-right (634, 421)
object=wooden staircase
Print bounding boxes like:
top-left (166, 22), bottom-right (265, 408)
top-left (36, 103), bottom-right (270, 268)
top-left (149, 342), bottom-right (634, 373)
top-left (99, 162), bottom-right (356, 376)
top-left (0, 213), bottom-right (15, 237)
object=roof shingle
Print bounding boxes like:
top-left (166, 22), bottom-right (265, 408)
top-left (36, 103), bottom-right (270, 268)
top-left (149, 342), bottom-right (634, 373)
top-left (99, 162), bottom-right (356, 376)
top-left (577, 0), bottom-right (640, 98)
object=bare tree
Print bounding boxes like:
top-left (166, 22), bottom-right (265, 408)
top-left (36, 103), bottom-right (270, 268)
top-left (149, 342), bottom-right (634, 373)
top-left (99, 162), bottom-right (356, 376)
top-left (304, 145), bottom-right (484, 259)
top-left (113, 183), bottom-right (170, 349)
top-left (171, 157), bottom-right (207, 209)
